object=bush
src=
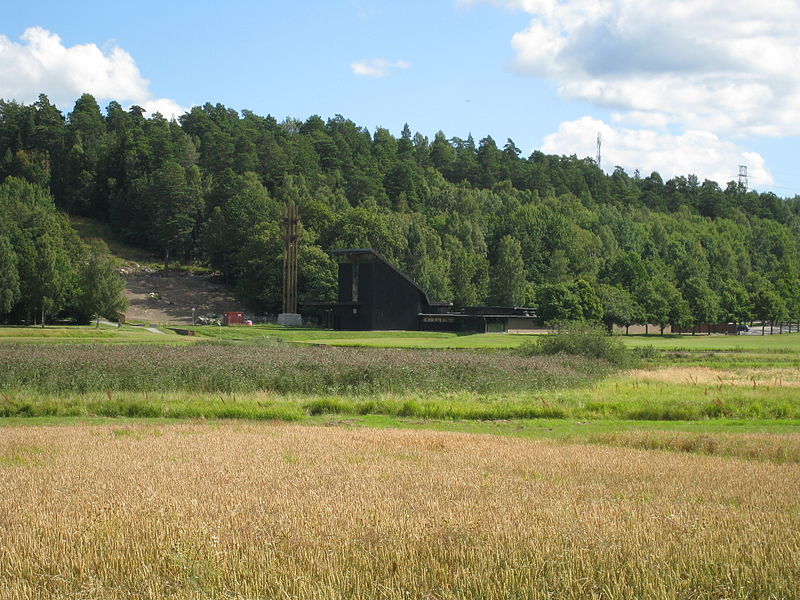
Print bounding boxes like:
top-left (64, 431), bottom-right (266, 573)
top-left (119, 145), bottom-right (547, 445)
top-left (633, 345), bottom-right (659, 359)
top-left (517, 321), bottom-right (630, 366)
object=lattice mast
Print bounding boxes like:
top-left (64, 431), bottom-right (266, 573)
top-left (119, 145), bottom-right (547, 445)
top-left (738, 165), bottom-right (748, 192)
top-left (596, 132), bottom-right (602, 170)
top-left (282, 203), bottom-right (299, 315)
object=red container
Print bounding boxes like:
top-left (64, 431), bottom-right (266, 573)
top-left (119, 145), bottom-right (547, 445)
top-left (222, 311), bottom-right (245, 326)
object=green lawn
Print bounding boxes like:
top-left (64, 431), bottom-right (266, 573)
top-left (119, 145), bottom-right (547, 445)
top-left (621, 331), bottom-right (800, 351)
top-left (0, 324), bottom-right (193, 344)
top-left (4, 322), bottom-right (800, 352)
top-left (4, 413), bottom-right (797, 436)
top-left (0, 323), bottom-right (536, 348)
top-left (192, 324), bottom-right (800, 352)
top-left (2, 414), bottom-right (797, 465)
top-left (187, 324), bottom-right (527, 348)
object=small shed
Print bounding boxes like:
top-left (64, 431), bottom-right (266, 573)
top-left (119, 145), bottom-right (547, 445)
top-left (222, 311), bottom-right (245, 326)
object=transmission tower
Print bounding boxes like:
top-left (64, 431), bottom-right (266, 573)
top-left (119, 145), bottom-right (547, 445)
top-left (738, 165), bottom-right (748, 191)
top-left (596, 132), bottom-right (602, 170)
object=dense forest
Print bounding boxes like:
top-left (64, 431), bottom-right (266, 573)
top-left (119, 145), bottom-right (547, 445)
top-left (1, 92), bottom-right (799, 329)
top-left (0, 176), bottom-right (126, 325)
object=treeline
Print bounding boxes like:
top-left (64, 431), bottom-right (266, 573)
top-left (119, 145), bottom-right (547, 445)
top-left (0, 177), bottom-right (126, 324)
top-left (1, 93), bottom-right (799, 330)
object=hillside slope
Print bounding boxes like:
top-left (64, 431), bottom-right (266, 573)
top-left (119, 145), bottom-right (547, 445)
top-left (121, 267), bottom-right (251, 325)
top-left (70, 216), bottom-right (251, 324)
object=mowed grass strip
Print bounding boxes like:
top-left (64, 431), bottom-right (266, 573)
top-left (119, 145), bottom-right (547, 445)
top-left (0, 325), bottom-right (191, 345)
top-left (0, 424), bottom-right (798, 599)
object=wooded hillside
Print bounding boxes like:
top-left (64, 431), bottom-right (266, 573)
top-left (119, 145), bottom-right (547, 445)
top-left (2, 93), bottom-right (799, 328)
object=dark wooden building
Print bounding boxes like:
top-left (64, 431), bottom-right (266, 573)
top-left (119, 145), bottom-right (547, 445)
top-left (328, 249), bottom-right (449, 330)
top-left (305, 249), bottom-right (536, 333)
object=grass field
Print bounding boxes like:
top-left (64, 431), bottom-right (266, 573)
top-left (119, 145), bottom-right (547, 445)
top-left (0, 324), bottom-right (194, 345)
top-left (5, 321), bottom-right (800, 349)
top-left (1, 423), bottom-right (798, 599)
top-left (0, 323), bottom-right (525, 348)
top-left (2, 328), bottom-right (799, 423)
top-left (2, 326), bottom-right (799, 597)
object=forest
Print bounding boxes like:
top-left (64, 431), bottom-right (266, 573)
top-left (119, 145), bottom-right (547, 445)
top-left (1, 92), bottom-right (799, 329)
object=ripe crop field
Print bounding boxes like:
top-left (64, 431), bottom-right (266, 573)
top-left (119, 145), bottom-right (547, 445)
top-left (1, 328), bottom-right (798, 598)
top-left (1, 423), bottom-right (798, 599)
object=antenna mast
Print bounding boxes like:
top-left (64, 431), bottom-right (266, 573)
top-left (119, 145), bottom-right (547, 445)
top-left (596, 132), bottom-right (602, 170)
top-left (738, 165), bottom-right (748, 191)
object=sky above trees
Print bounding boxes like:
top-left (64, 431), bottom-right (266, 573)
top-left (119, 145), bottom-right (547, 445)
top-left (2, 0), bottom-right (798, 195)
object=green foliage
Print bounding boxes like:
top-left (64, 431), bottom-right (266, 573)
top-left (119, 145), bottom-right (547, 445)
top-left (598, 283), bottom-right (643, 333)
top-left (536, 280), bottom-right (601, 324)
top-left (0, 235), bottom-right (20, 314)
top-left (75, 240), bottom-right (128, 323)
top-left (2, 93), bottom-right (800, 320)
top-left (490, 235), bottom-right (526, 306)
top-left (518, 321), bottom-right (630, 366)
top-left (0, 177), bottom-right (125, 324)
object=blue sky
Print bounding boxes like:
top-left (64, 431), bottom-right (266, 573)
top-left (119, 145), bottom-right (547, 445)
top-left (2, 0), bottom-right (799, 196)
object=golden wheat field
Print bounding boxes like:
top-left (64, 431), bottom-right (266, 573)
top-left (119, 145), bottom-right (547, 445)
top-left (1, 423), bottom-right (799, 600)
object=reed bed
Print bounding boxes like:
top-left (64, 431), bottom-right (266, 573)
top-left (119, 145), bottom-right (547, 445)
top-left (0, 343), bottom-right (607, 395)
top-left (1, 424), bottom-right (798, 599)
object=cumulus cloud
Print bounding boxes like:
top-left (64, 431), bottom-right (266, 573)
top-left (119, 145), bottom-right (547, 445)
top-left (471, 0), bottom-right (800, 138)
top-left (542, 116), bottom-right (773, 188)
top-left (139, 98), bottom-right (186, 121)
top-left (0, 27), bottom-right (186, 118)
top-left (351, 58), bottom-right (410, 78)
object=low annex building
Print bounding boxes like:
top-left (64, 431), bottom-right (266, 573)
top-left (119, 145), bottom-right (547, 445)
top-left (306, 249), bottom-right (536, 333)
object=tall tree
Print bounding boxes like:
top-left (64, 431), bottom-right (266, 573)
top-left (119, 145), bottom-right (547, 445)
top-left (0, 235), bottom-right (20, 316)
top-left (147, 161), bottom-right (204, 266)
top-left (598, 284), bottom-right (644, 334)
top-left (75, 240), bottom-right (128, 325)
top-left (29, 233), bottom-right (73, 326)
top-left (490, 235), bottom-right (526, 306)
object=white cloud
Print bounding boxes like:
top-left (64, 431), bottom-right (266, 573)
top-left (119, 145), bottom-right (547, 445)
top-left (351, 58), bottom-right (410, 78)
top-left (140, 98), bottom-right (186, 121)
top-left (542, 116), bottom-right (773, 187)
top-left (470, 0), bottom-right (800, 138)
top-left (0, 27), bottom-right (186, 118)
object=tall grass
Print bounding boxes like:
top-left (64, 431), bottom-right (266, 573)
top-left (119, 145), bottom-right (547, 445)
top-left (0, 342), bottom-right (611, 396)
top-left (1, 423), bottom-right (798, 599)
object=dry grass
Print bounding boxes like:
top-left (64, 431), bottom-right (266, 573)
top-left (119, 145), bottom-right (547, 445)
top-left (1, 424), bottom-right (799, 599)
top-left (628, 365), bottom-right (800, 388)
top-left (581, 430), bottom-right (800, 463)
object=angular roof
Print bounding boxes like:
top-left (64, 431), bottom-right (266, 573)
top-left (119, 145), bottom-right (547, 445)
top-left (330, 248), bottom-right (452, 308)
